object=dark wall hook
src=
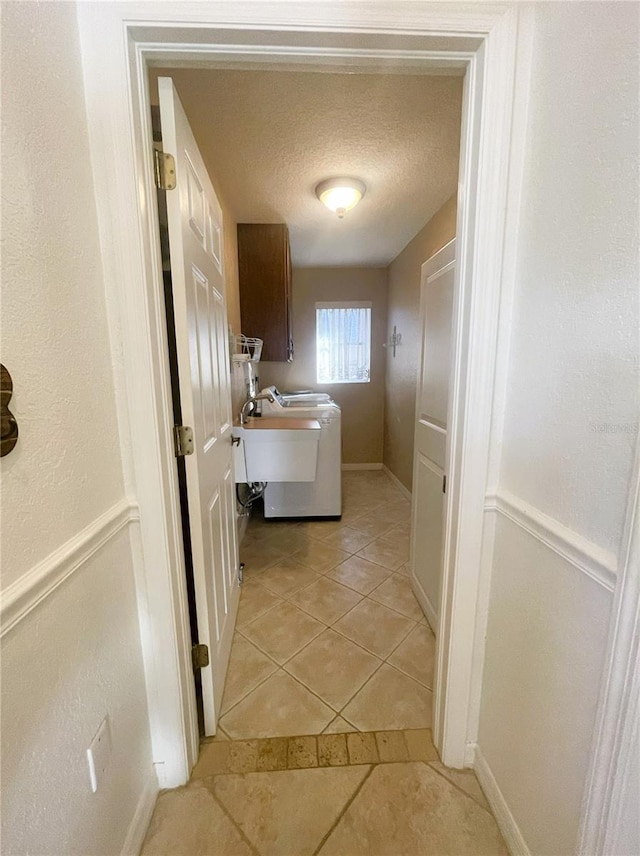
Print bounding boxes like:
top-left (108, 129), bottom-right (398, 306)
top-left (1, 364), bottom-right (19, 457)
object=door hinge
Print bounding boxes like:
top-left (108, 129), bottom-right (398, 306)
top-left (174, 425), bottom-right (194, 457)
top-left (442, 474), bottom-right (447, 494)
top-left (191, 643), bottom-right (209, 671)
top-left (238, 562), bottom-right (245, 585)
top-left (153, 149), bottom-right (177, 191)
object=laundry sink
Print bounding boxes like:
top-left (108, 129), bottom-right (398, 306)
top-left (232, 418), bottom-right (321, 483)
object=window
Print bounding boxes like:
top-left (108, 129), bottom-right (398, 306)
top-left (316, 301), bottom-right (371, 384)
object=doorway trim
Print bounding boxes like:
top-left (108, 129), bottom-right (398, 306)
top-left (77, 1), bottom-right (528, 786)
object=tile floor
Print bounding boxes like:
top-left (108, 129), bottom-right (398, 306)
top-left (142, 472), bottom-right (508, 855)
top-left (142, 741), bottom-right (508, 855)
top-left (220, 470), bottom-right (434, 738)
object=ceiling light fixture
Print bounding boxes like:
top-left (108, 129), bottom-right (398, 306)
top-left (315, 177), bottom-right (366, 219)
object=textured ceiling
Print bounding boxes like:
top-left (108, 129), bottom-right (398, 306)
top-left (151, 68), bottom-right (463, 266)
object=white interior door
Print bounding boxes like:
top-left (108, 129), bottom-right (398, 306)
top-left (158, 77), bottom-right (239, 736)
top-left (410, 239), bottom-right (456, 632)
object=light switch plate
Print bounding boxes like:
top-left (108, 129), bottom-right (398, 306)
top-left (87, 715), bottom-right (112, 793)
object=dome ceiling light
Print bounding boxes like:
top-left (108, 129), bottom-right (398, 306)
top-left (315, 177), bottom-right (366, 219)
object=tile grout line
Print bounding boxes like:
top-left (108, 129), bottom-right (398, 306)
top-left (219, 663), bottom-right (280, 720)
top-left (232, 479), bottom-right (422, 738)
top-left (311, 763), bottom-right (376, 856)
top-left (227, 601), bottom-right (423, 731)
top-left (333, 658), bottom-right (386, 717)
top-left (423, 760), bottom-right (494, 815)
top-left (207, 783), bottom-right (262, 856)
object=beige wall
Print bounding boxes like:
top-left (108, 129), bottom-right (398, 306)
top-left (1, 3), bottom-right (153, 852)
top-left (260, 268), bottom-right (388, 464)
top-left (479, 3), bottom-right (638, 851)
top-left (383, 194), bottom-right (457, 490)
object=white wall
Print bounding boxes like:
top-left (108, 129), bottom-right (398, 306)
top-left (478, 3), bottom-right (639, 853)
top-left (0, 2), bottom-right (155, 852)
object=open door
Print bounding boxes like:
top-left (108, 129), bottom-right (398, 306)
top-left (410, 239), bottom-right (456, 632)
top-left (158, 77), bottom-right (239, 735)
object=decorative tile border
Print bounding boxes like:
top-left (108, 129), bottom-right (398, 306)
top-left (192, 729), bottom-right (439, 779)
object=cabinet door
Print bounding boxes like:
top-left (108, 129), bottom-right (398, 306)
top-left (285, 231), bottom-right (293, 360)
top-left (238, 224), bottom-right (293, 362)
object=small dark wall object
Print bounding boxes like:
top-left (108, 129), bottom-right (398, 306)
top-left (1, 364), bottom-right (18, 457)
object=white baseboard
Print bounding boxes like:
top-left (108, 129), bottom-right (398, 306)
top-left (410, 567), bottom-right (438, 633)
top-left (341, 463), bottom-right (383, 471)
top-left (382, 465), bottom-right (412, 501)
top-left (121, 772), bottom-right (159, 856)
top-left (464, 742), bottom-right (477, 768)
top-left (473, 746), bottom-right (531, 856)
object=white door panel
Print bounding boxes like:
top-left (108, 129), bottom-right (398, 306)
top-left (159, 77), bottom-right (239, 736)
top-left (419, 261), bottom-right (455, 429)
top-left (411, 239), bottom-right (456, 633)
top-left (413, 453), bottom-right (445, 620)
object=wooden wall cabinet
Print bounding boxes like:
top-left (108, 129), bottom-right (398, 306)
top-left (237, 223), bottom-right (293, 362)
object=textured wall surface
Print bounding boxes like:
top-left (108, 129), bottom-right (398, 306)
top-left (150, 67), bottom-right (463, 267)
top-left (1, 529), bottom-right (153, 855)
top-left (479, 3), bottom-right (639, 852)
top-left (260, 268), bottom-right (388, 464)
top-left (383, 195), bottom-right (458, 490)
top-left (0, 3), bottom-right (153, 852)
top-left (480, 516), bottom-right (611, 854)
top-left (1, 1), bottom-right (125, 588)
top-left (497, 2), bottom-right (639, 554)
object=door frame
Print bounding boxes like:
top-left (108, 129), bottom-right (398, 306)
top-left (77, 1), bottom-right (531, 786)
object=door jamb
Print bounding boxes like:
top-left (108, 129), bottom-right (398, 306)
top-left (77, 2), bottom-right (525, 786)
top-left (578, 443), bottom-right (640, 853)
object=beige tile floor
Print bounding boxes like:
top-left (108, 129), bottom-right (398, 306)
top-left (221, 470), bottom-right (434, 739)
top-left (142, 740), bottom-right (508, 855)
top-left (141, 473), bottom-right (508, 855)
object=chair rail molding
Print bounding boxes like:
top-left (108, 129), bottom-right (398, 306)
top-left (484, 490), bottom-right (617, 592)
top-left (1, 498), bottom-right (139, 637)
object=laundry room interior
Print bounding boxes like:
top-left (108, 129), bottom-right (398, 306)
top-left (149, 63), bottom-right (463, 742)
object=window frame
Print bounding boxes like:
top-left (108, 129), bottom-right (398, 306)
top-left (315, 300), bottom-right (372, 385)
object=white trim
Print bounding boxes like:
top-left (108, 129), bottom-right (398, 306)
top-left (463, 741), bottom-right (476, 768)
top-left (410, 568), bottom-right (438, 634)
top-left (316, 301), bottom-right (372, 309)
top-left (120, 773), bottom-right (158, 856)
top-left (341, 463), bottom-right (383, 471)
top-left (431, 7), bottom-right (524, 769)
top-left (474, 746), bottom-right (532, 856)
top-left (579, 440), bottom-right (640, 854)
top-left (464, 5), bottom-right (535, 771)
top-left (0, 498), bottom-right (138, 637)
top-left (485, 490), bottom-right (617, 592)
top-left (78, 0), bottom-right (525, 786)
top-left (382, 465), bottom-right (412, 501)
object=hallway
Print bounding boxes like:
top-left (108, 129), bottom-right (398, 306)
top-left (140, 472), bottom-right (507, 854)
top-left (223, 470), bottom-right (433, 737)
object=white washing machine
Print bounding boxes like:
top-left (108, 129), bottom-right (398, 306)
top-left (259, 386), bottom-right (342, 518)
